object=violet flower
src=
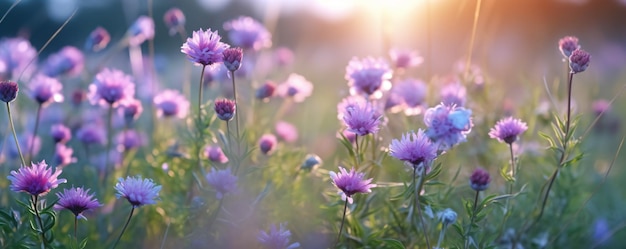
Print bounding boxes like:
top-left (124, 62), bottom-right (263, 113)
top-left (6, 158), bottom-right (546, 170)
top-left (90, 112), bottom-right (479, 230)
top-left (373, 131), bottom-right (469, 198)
top-left (55, 187), bottom-right (101, 219)
top-left (85, 27), bottom-right (110, 52)
top-left (128, 16), bottom-right (155, 46)
top-left (424, 104), bottom-right (473, 150)
top-left (276, 73), bottom-right (313, 103)
top-left (258, 223), bottom-right (300, 249)
top-left (164, 8), bottom-right (185, 36)
top-left (181, 28), bottom-right (230, 66)
top-left (329, 167), bottom-right (376, 204)
top-left (488, 117), bottom-right (528, 144)
top-left (41, 46), bottom-right (84, 77)
top-left (389, 129), bottom-right (438, 170)
top-left (205, 145), bottom-right (229, 164)
top-left (0, 37), bottom-right (37, 80)
top-left (258, 134), bottom-right (278, 155)
top-left (115, 176), bottom-right (161, 207)
top-left (29, 74), bottom-right (64, 106)
top-left (342, 104), bottom-right (382, 136)
top-left (8, 160), bottom-right (66, 196)
top-left (88, 68), bottom-right (135, 107)
top-left (345, 56), bottom-right (392, 99)
top-left (153, 89), bottom-right (190, 119)
top-left (205, 168), bottom-right (237, 199)
top-left (223, 16), bottom-right (272, 51)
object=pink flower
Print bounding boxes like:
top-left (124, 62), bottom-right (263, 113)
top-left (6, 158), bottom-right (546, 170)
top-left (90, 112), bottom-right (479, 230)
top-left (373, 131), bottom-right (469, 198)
top-left (489, 117), bottom-right (528, 144)
top-left (275, 121), bottom-right (298, 143)
top-left (329, 167), bottom-right (376, 204)
top-left (277, 73), bottom-right (313, 103)
top-left (8, 160), bottom-right (66, 196)
top-left (181, 28), bottom-right (230, 66)
top-left (153, 89), bottom-right (189, 119)
top-left (88, 68), bottom-right (135, 107)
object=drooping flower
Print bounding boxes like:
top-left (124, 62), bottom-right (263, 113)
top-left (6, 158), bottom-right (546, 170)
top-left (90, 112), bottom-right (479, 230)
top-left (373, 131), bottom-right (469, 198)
top-left (558, 36), bottom-right (580, 58)
top-left (275, 121), bottom-right (298, 143)
top-left (214, 99), bottom-right (236, 121)
top-left (342, 103), bottom-right (382, 136)
top-left (116, 130), bottom-right (145, 151)
top-left (345, 56), bottom-right (392, 99)
top-left (8, 160), bottom-right (66, 196)
top-left (115, 176), bottom-right (161, 207)
top-left (181, 28), bottom-right (230, 66)
top-left (128, 16), bottom-right (155, 46)
top-left (41, 46), bottom-right (84, 77)
top-left (0, 37), bottom-right (37, 80)
top-left (163, 8), bottom-right (185, 36)
top-left (205, 145), bottom-right (229, 164)
top-left (329, 167), bottom-right (376, 204)
top-left (469, 168), bottom-right (491, 191)
top-left (276, 73), bottom-right (313, 103)
top-left (223, 16), bottom-right (272, 51)
top-left (153, 89), bottom-right (189, 119)
top-left (223, 47), bottom-right (243, 72)
top-left (256, 81), bottom-right (276, 101)
top-left (88, 68), bottom-right (135, 107)
top-left (389, 48), bottom-right (423, 70)
top-left (85, 27), bottom-right (110, 52)
top-left (488, 117), bottom-right (528, 144)
top-left (258, 134), bottom-right (278, 155)
top-left (55, 187), bottom-right (101, 219)
top-left (205, 168), bottom-right (237, 199)
top-left (389, 129), bottom-right (438, 169)
top-left (0, 80), bottom-right (19, 103)
top-left (76, 123), bottom-right (106, 145)
top-left (569, 49), bottom-right (591, 74)
top-left (29, 75), bottom-right (64, 105)
top-left (258, 223), bottom-right (301, 249)
top-left (440, 81), bottom-right (467, 107)
top-left (51, 124), bottom-right (72, 144)
top-left (54, 143), bottom-right (76, 168)
top-left (424, 104), bottom-right (473, 150)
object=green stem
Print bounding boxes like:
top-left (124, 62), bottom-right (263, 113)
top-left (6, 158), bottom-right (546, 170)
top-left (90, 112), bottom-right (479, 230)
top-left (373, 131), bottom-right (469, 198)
top-left (464, 190), bottom-right (480, 249)
top-left (355, 135), bottom-right (360, 166)
top-left (414, 166), bottom-right (431, 249)
top-left (31, 195), bottom-right (47, 248)
top-left (74, 215), bottom-right (78, 247)
top-left (111, 207), bottom-right (135, 249)
top-left (436, 224), bottom-right (448, 249)
top-left (230, 71), bottom-right (240, 153)
top-left (29, 103), bottom-right (42, 161)
top-left (336, 198), bottom-right (349, 245)
top-left (206, 198), bottom-right (224, 233)
top-left (6, 102), bottom-right (26, 166)
top-left (198, 65), bottom-right (206, 113)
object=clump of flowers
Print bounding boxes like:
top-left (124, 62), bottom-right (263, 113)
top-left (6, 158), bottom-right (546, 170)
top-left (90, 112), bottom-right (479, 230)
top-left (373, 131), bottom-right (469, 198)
top-left (205, 168), bottom-right (238, 199)
top-left (8, 160), bottom-right (66, 196)
top-left (0, 37), bottom-right (37, 80)
top-left (424, 104), bottom-right (473, 150)
top-left (258, 223), bottom-right (301, 249)
top-left (345, 56), bottom-right (392, 99)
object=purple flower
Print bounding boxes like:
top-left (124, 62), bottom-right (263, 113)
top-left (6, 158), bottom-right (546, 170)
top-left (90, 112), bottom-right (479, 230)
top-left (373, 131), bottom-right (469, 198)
top-left (389, 48), bottom-right (423, 70)
top-left (55, 187), bottom-right (101, 219)
top-left (469, 168), bottom-right (491, 191)
top-left (275, 121), bottom-right (298, 143)
top-left (119, 98), bottom-right (143, 125)
top-left (558, 36), bottom-right (580, 58)
top-left (569, 49), bottom-right (591, 74)
top-left (205, 168), bottom-right (237, 199)
top-left (214, 99), bottom-right (236, 121)
top-left (128, 16), bottom-right (155, 46)
top-left (389, 129), bottom-right (438, 169)
top-left (115, 176), bottom-right (161, 207)
top-left (116, 130), bottom-right (145, 151)
top-left (329, 167), bottom-right (376, 204)
top-left (29, 75), bottom-right (64, 105)
top-left (0, 80), bottom-right (18, 103)
top-left (440, 82), bottom-right (467, 107)
top-left (258, 134), bottom-right (278, 155)
top-left (0, 37), bottom-right (37, 80)
top-left (274, 47), bottom-right (294, 67)
top-left (342, 104), bottom-right (382, 136)
top-left (223, 47), bottom-right (243, 72)
top-left (54, 143), bottom-right (76, 168)
top-left (256, 81), bottom-right (277, 101)
top-left (488, 117), bottom-right (528, 144)
top-left (76, 124), bottom-right (106, 145)
top-left (277, 73), bottom-right (313, 103)
top-left (7, 133), bottom-right (40, 160)
top-left (8, 160), bottom-right (66, 196)
top-left (85, 27), bottom-right (110, 52)
top-left (88, 68), bottom-right (135, 107)
top-left (592, 99), bottom-right (611, 116)
top-left (154, 89), bottom-right (189, 119)
top-left (205, 145), bottom-right (229, 164)
top-left (593, 218), bottom-right (610, 244)
top-left (51, 124), bottom-right (71, 144)
top-left (223, 16), bottom-right (272, 51)
top-left (258, 223), bottom-right (301, 249)
top-left (338, 130), bottom-right (357, 144)
top-left (337, 95), bottom-right (367, 120)
top-left (181, 28), bottom-right (230, 66)
top-left (424, 104), bottom-right (473, 150)
top-left (41, 46), bottom-right (84, 77)
top-left (345, 56), bottom-right (392, 99)
top-left (391, 78), bottom-right (427, 115)
top-left (163, 8), bottom-right (185, 36)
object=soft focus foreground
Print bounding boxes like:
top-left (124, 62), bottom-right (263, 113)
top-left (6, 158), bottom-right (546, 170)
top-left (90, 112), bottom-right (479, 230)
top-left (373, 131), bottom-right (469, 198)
top-left (0, 1), bottom-right (625, 249)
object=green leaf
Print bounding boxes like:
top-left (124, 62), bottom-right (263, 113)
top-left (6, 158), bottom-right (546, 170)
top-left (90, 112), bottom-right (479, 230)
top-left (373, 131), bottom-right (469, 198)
top-left (379, 239), bottom-right (405, 249)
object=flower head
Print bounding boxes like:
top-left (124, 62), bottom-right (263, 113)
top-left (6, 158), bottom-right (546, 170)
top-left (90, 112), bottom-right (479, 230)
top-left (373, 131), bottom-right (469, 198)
top-left (470, 168), bottom-right (491, 191)
top-left (342, 104), bottom-right (382, 136)
top-left (29, 75), bottom-right (64, 105)
top-left (438, 208), bottom-right (457, 226)
top-left (205, 145), bottom-right (229, 164)
top-left (0, 37), bottom-right (37, 80)
top-left (181, 29), bottom-right (230, 66)
top-left (440, 82), bottom-right (467, 107)
top-left (301, 154), bottom-right (322, 171)
top-left (85, 27), bottom-right (110, 52)
top-left (76, 124), bottom-right (106, 145)
top-left (205, 168), bottom-right (237, 199)
top-left (214, 99), bottom-right (236, 121)
top-left (592, 99), bottom-right (611, 116)
top-left (489, 117), bottom-right (528, 144)
top-left (424, 104), bottom-right (473, 150)
top-left (154, 89), bottom-right (189, 119)
top-left (389, 129), bottom-right (438, 169)
top-left (559, 36), bottom-right (580, 58)
top-left (275, 121), bottom-right (298, 143)
top-left (345, 57), bottom-right (392, 99)
top-left (274, 47), bottom-right (294, 67)
top-left (0, 80), bottom-right (18, 103)
top-left (389, 48), bottom-right (423, 70)
top-left (88, 68), bottom-right (135, 107)
top-left (337, 95), bottom-right (367, 120)
top-left (55, 187), bottom-right (101, 219)
top-left (116, 130), bottom-right (145, 151)
top-left (54, 143), bottom-right (76, 168)
top-left (8, 160), bottom-right (66, 196)
top-left (119, 98), bottom-right (143, 125)
top-left (163, 8), bottom-right (185, 36)
top-left (128, 16), bottom-right (154, 46)
top-left (258, 134), bottom-right (278, 155)
top-left (389, 78), bottom-right (427, 115)
top-left (115, 176), bottom-right (161, 207)
top-left (223, 47), bottom-right (243, 72)
top-left (41, 46), bottom-right (84, 77)
top-left (51, 124), bottom-right (71, 144)
top-left (276, 73), bottom-right (313, 103)
top-left (569, 49), bottom-right (591, 74)
top-left (223, 16), bottom-right (272, 51)
top-left (330, 167), bottom-right (375, 204)
top-left (258, 223), bottom-right (301, 249)
top-left (256, 81), bottom-right (276, 101)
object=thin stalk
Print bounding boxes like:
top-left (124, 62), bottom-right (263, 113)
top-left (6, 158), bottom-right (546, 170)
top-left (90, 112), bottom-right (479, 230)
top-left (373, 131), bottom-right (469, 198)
top-left (31, 195), bottom-right (47, 248)
top-left (226, 120), bottom-right (231, 146)
top-left (6, 102), bottom-right (26, 166)
top-left (436, 224), bottom-right (447, 249)
top-left (414, 166), bottom-right (431, 249)
top-left (336, 198), bottom-right (349, 245)
top-left (206, 198), bottom-right (224, 233)
top-left (198, 65), bottom-right (206, 112)
top-left (464, 0), bottom-right (482, 77)
top-left (355, 135), bottom-right (360, 166)
top-left (464, 190), bottom-right (480, 249)
top-left (74, 215), bottom-right (78, 247)
top-left (111, 207), bottom-right (135, 249)
top-left (29, 103), bottom-right (42, 161)
top-left (102, 104), bottom-right (113, 187)
top-left (509, 143), bottom-right (516, 178)
top-left (230, 71), bottom-right (240, 152)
